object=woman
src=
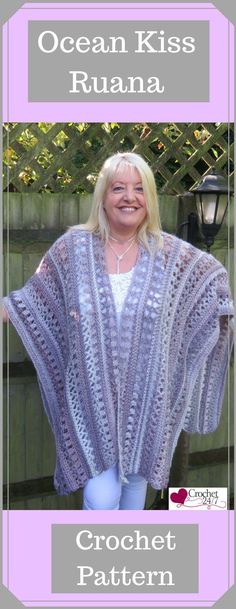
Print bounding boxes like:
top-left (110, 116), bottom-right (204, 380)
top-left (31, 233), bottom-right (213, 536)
top-left (2, 152), bottom-right (234, 510)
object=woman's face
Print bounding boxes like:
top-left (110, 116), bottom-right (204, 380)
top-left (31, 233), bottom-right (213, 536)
top-left (103, 166), bottom-right (147, 234)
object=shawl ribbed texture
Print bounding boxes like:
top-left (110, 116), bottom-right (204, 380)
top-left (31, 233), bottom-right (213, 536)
top-left (4, 230), bottom-right (234, 494)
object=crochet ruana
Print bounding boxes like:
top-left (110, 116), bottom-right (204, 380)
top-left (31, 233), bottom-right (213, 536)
top-left (4, 230), bottom-right (234, 495)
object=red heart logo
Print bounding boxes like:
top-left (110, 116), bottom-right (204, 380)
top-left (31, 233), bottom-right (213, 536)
top-left (170, 488), bottom-right (188, 504)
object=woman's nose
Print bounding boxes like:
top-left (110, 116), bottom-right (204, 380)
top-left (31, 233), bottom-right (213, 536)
top-left (123, 186), bottom-right (135, 202)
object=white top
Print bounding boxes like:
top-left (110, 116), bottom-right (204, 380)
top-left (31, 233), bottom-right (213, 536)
top-left (109, 268), bottom-right (134, 319)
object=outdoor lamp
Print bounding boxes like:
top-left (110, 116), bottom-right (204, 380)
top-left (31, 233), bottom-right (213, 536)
top-left (191, 168), bottom-right (233, 252)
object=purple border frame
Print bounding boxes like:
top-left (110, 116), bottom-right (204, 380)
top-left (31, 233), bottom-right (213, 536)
top-left (2, 2), bottom-right (234, 121)
top-left (2, 3), bottom-right (234, 607)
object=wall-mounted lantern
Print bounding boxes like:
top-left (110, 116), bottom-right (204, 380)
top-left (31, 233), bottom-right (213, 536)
top-left (191, 168), bottom-right (233, 252)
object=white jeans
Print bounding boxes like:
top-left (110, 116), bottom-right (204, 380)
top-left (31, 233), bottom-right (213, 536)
top-left (83, 464), bottom-right (148, 510)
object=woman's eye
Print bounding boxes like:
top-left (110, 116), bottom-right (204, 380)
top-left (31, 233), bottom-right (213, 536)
top-left (136, 186), bottom-right (143, 192)
top-left (113, 186), bottom-right (123, 191)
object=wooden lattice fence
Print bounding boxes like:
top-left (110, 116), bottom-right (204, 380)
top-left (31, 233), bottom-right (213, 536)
top-left (3, 122), bottom-right (234, 195)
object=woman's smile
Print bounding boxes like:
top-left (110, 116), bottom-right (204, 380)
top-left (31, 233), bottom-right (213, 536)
top-left (119, 207), bottom-right (138, 211)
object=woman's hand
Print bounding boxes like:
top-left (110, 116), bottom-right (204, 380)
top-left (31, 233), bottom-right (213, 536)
top-left (1, 304), bottom-right (9, 323)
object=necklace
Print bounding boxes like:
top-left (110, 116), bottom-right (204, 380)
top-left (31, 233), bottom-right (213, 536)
top-left (109, 233), bottom-right (136, 244)
top-left (107, 237), bottom-right (136, 274)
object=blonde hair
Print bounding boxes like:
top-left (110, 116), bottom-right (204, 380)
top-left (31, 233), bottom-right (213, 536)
top-left (71, 152), bottom-right (162, 251)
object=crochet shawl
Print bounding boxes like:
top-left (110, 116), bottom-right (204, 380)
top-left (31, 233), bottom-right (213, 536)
top-left (4, 230), bottom-right (234, 494)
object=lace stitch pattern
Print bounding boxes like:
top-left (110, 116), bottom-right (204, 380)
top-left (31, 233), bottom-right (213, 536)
top-left (4, 230), bottom-right (234, 494)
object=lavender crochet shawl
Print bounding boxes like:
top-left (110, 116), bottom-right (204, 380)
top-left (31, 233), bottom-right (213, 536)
top-left (4, 230), bottom-right (234, 494)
